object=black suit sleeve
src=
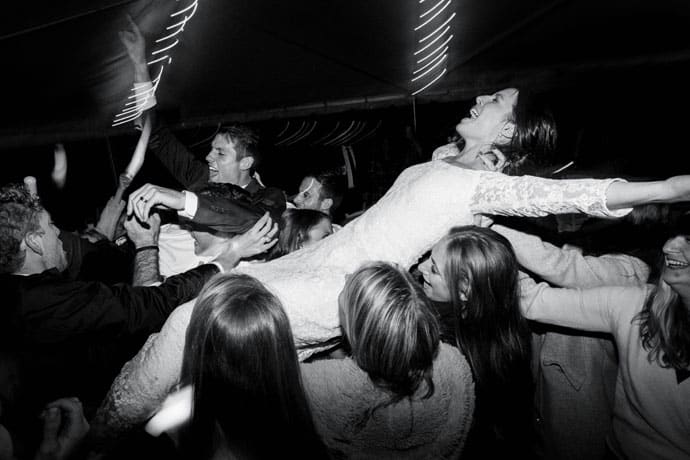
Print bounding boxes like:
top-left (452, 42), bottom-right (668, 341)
top-left (19, 264), bottom-right (219, 346)
top-left (191, 184), bottom-right (287, 234)
top-left (148, 112), bottom-right (209, 189)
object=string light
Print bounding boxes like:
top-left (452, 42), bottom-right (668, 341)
top-left (414, 0), bottom-right (451, 31)
top-left (411, 0), bottom-right (454, 96)
top-left (112, 0), bottom-right (199, 126)
top-left (419, 12), bottom-right (455, 42)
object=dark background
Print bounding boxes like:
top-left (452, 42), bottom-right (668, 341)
top-left (2, 0), bottom-right (689, 228)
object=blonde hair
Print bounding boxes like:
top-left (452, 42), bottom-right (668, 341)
top-left (340, 261), bottom-right (439, 399)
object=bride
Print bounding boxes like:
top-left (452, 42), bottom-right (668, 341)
top-left (89, 87), bottom-right (690, 445)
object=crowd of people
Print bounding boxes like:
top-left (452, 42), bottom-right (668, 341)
top-left (0, 18), bottom-right (689, 460)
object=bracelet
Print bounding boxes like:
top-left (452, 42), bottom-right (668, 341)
top-left (135, 245), bottom-right (159, 254)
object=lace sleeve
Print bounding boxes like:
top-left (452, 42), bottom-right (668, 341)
top-left (88, 301), bottom-right (193, 450)
top-left (471, 172), bottom-right (632, 218)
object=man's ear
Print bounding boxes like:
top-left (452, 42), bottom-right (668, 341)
top-left (239, 156), bottom-right (254, 171)
top-left (24, 231), bottom-right (43, 256)
top-left (320, 198), bottom-right (333, 213)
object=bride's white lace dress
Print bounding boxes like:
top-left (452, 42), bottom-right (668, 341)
top-left (91, 160), bottom-right (629, 441)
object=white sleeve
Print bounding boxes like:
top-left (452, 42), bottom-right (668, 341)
top-left (471, 172), bottom-right (632, 219)
top-left (177, 190), bottom-right (198, 219)
top-left (518, 272), bottom-right (644, 333)
top-left (493, 224), bottom-right (650, 288)
top-left (90, 300), bottom-right (193, 443)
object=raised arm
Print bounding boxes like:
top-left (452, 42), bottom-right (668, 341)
top-left (519, 272), bottom-right (648, 333)
top-left (472, 171), bottom-right (690, 220)
top-left (119, 15), bottom-right (151, 84)
top-left (124, 213), bottom-right (162, 286)
top-left (119, 16), bottom-right (207, 189)
top-left (605, 175), bottom-right (690, 209)
top-left (492, 224), bottom-right (650, 288)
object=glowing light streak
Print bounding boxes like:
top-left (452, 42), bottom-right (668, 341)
top-left (417, 44), bottom-right (448, 64)
top-left (413, 50), bottom-right (446, 74)
top-left (147, 55), bottom-right (173, 66)
top-left (337, 121), bottom-right (368, 146)
top-left (412, 68), bottom-right (447, 96)
top-left (411, 54), bottom-right (446, 82)
top-left (324, 120), bottom-right (357, 146)
top-left (414, 0), bottom-right (451, 30)
top-left (113, 0), bottom-right (199, 126)
top-left (312, 122), bottom-right (342, 145)
top-left (151, 39), bottom-right (179, 55)
top-left (276, 121), bottom-right (291, 138)
top-left (414, 32), bottom-right (452, 55)
top-left (113, 68), bottom-right (164, 126)
top-left (275, 120), bottom-right (307, 145)
top-left (416, 29), bottom-right (452, 60)
top-left (419, 12), bottom-right (455, 42)
top-left (420, 0), bottom-right (446, 19)
top-left (167, 19), bottom-right (189, 30)
top-left (171, 1), bottom-right (197, 16)
top-left (156, 27), bottom-right (187, 43)
top-left (285, 121), bottom-right (318, 145)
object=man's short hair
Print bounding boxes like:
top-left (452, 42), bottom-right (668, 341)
top-left (0, 183), bottom-right (43, 273)
top-left (217, 124), bottom-right (261, 169)
top-left (313, 170), bottom-right (346, 212)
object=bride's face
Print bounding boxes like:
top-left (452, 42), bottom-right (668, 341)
top-left (456, 88), bottom-right (518, 145)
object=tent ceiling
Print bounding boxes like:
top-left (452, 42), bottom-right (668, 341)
top-left (1, 0), bottom-right (689, 148)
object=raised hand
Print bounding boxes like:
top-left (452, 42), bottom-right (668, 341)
top-left (212, 213), bottom-right (279, 271)
top-left (118, 15), bottom-right (146, 66)
top-left (95, 196), bottom-right (126, 241)
top-left (127, 183), bottom-right (185, 221)
top-left (34, 398), bottom-right (89, 460)
top-left (51, 144), bottom-right (67, 190)
top-left (124, 212), bottom-right (161, 248)
top-left (230, 212), bottom-right (279, 259)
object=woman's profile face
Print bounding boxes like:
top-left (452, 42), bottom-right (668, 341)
top-left (661, 234), bottom-right (690, 289)
top-left (303, 218), bottom-right (333, 248)
top-left (418, 243), bottom-right (451, 302)
top-left (455, 88), bottom-right (518, 145)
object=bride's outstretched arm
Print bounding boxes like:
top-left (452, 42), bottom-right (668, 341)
top-left (605, 175), bottom-right (690, 209)
top-left (472, 172), bottom-right (690, 219)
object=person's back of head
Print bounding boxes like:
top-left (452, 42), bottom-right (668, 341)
top-left (180, 273), bottom-right (326, 459)
top-left (0, 183), bottom-right (44, 274)
top-left (340, 261), bottom-right (440, 402)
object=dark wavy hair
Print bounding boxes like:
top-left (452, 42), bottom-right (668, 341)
top-left (340, 261), bottom-right (439, 403)
top-left (180, 273), bottom-right (327, 459)
top-left (496, 89), bottom-right (558, 175)
top-left (635, 214), bottom-right (690, 370)
top-left (313, 170), bottom-right (346, 213)
top-left (439, 226), bottom-right (534, 452)
top-left (267, 208), bottom-right (332, 260)
top-left (0, 183), bottom-right (43, 274)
